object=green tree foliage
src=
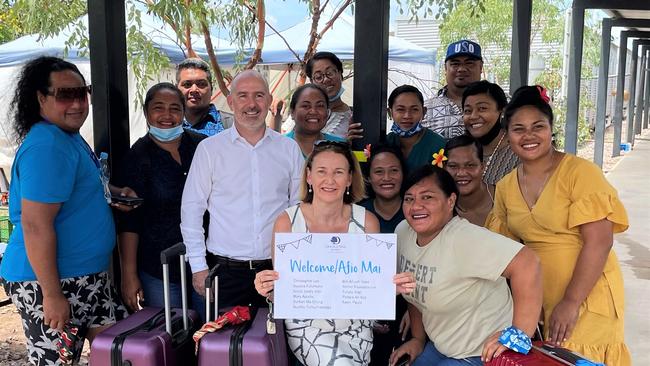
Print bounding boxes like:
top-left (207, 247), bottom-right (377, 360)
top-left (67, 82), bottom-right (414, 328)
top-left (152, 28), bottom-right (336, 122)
top-left (395, 0), bottom-right (486, 22)
top-left (0, 1), bottom-right (24, 43)
top-left (1, 0), bottom-right (484, 121)
top-left (433, 0), bottom-right (601, 148)
top-left (5, 0), bottom-right (361, 101)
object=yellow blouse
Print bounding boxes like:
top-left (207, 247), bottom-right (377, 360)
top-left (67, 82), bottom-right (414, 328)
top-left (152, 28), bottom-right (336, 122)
top-left (487, 154), bottom-right (630, 366)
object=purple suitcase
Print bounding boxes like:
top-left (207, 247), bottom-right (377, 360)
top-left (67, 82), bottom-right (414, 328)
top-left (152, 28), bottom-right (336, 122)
top-left (90, 243), bottom-right (200, 366)
top-left (196, 265), bottom-right (288, 366)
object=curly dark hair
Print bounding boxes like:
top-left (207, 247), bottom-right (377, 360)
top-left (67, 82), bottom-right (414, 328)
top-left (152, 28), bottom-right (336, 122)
top-left (10, 56), bottom-right (86, 142)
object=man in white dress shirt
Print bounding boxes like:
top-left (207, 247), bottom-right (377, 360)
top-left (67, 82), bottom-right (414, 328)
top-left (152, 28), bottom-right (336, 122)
top-left (181, 70), bottom-right (304, 308)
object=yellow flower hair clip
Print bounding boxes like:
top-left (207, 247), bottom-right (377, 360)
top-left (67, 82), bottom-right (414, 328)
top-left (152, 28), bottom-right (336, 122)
top-left (432, 148), bottom-right (447, 168)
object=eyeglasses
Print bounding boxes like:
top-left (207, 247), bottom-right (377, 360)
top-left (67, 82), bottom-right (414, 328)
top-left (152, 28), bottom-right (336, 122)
top-left (46, 86), bottom-right (92, 104)
top-left (311, 70), bottom-right (339, 83)
top-left (179, 79), bottom-right (210, 89)
top-left (313, 139), bottom-right (351, 149)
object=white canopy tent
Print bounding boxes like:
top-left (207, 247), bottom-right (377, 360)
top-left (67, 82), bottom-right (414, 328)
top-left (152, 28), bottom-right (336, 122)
top-left (0, 6), bottom-right (436, 175)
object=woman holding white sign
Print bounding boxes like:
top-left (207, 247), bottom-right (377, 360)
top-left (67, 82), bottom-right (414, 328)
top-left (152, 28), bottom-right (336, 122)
top-left (389, 164), bottom-right (542, 366)
top-left (255, 140), bottom-right (416, 366)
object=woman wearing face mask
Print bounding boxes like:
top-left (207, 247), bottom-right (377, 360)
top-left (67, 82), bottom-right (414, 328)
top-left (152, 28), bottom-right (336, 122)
top-left (386, 85), bottom-right (445, 173)
top-left (444, 134), bottom-right (495, 226)
top-left (285, 84), bottom-right (347, 157)
top-left (116, 82), bottom-right (206, 316)
top-left (282, 52), bottom-right (352, 138)
top-left (462, 80), bottom-right (518, 185)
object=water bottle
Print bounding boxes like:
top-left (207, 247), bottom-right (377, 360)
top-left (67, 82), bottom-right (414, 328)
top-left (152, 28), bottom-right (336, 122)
top-left (99, 152), bottom-right (111, 204)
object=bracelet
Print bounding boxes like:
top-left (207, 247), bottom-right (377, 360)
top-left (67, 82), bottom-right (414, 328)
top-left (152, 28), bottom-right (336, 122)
top-left (498, 326), bottom-right (532, 354)
top-left (576, 360), bottom-right (605, 366)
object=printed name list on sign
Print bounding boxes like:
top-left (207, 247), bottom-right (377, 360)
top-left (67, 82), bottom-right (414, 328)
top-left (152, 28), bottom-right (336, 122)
top-left (273, 233), bottom-right (397, 320)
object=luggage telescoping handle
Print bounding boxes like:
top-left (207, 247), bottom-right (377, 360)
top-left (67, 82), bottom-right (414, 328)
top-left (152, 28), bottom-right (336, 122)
top-left (160, 242), bottom-right (189, 335)
top-left (204, 264), bottom-right (220, 322)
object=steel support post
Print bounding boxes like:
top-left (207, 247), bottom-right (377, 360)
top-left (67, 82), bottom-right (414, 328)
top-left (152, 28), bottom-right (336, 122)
top-left (565, 5), bottom-right (584, 154)
top-left (634, 45), bottom-right (648, 136)
top-left (594, 18), bottom-right (611, 167)
top-left (88, 0), bottom-right (130, 174)
top-left (626, 40), bottom-right (639, 145)
top-left (509, 0), bottom-right (532, 92)
top-left (612, 32), bottom-right (628, 157)
top-left (352, 0), bottom-right (389, 149)
top-left (644, 49), bottom-right (650, 130)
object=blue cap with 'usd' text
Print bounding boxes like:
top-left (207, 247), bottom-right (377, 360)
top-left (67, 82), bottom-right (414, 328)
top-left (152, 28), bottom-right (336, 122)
top-left (445, 40), bottom-right (482, 62)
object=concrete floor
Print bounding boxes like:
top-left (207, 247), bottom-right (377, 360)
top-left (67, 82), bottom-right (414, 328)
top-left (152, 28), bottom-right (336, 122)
top-left (607, 132), bottom-right (650, 366)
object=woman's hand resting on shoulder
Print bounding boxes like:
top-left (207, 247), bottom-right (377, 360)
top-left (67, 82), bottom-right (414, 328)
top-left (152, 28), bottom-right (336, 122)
top-left (255, 270), bottom-right (279, 297)
top-left (393, 272), bottom-right (416, 295)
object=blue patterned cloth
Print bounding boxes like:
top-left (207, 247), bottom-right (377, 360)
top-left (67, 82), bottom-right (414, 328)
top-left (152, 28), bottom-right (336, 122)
top-left (498, 326), bottom-right (532, 354)
top-left (182, 104), bottom-right (225, 136)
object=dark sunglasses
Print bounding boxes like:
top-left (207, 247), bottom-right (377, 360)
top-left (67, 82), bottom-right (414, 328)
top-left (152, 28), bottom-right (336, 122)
top-left (313, 139), bottom-right (351, 149)
top-left (46, 85), bottom-right (92, 103)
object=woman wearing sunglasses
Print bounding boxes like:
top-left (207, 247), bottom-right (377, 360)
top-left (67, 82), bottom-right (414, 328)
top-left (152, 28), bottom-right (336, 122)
top-left (284, 84), bottom-right (347, 158)
top-left (254, 140), bottom-right (416, 365)
top-left (0, 56), bottom-right (129, 365)
top-left (115, 82), bottom-right (206, 318)
top-left (282, 52), bottom-right (352, 139)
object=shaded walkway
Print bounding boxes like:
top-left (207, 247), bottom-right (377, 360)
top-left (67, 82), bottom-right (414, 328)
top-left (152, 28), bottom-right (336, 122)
top-left (607, 131), bottom-right (650, 365)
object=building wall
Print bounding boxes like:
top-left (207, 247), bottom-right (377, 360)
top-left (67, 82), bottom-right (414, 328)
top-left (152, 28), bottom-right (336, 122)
top-left (395, 16), bottom-right (633, 129)
top-left (395, 16), bottom-right (559, 94)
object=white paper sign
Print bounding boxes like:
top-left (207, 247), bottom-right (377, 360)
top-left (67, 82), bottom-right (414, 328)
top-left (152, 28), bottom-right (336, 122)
top-left (273, 233), bottom-right (397, 320)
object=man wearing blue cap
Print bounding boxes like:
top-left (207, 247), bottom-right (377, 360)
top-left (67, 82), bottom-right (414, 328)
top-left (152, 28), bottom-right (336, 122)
top-left (422, 40), bottom-right (483, 139)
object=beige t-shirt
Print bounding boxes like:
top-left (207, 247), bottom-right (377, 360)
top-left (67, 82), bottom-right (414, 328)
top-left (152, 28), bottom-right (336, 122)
top-left (396, 216), bottom-right (522, 359)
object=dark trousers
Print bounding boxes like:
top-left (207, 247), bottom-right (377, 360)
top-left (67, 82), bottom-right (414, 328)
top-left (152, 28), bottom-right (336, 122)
top-left (370, 295), bottom-right (410, 365)
top-left (206, 253), bottom-right (273, 309)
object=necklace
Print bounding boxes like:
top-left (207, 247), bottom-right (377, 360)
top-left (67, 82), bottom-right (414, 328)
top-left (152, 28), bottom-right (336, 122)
top-left (520, 152), bottom-right (556, 208)
top-left (482, 131), bottom-right (506, 180)
top-left (456, 182), bottom-right (493, 212)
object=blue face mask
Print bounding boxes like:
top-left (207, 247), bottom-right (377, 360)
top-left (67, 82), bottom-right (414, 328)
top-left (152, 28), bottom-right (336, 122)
top-left (390, 120), bottom-right (423, 138)
top-left (148, 124), bottom-right (184, 142)
top-left (329, 86), bottom-right (345, 102)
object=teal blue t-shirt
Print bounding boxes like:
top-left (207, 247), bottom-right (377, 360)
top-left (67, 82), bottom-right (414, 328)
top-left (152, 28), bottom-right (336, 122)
top-left (284, 130), bottom-right (346, 158)
top-left (386, 129), bottom-right (445, 174)
top-left (0, 122), bottom-right (116, 281)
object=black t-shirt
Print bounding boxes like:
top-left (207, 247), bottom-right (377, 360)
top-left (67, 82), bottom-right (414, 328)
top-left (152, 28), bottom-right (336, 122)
top-left (358, 199), bottom-right (405, 234)
top-left (115, 131), bottom-right (206, 281)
